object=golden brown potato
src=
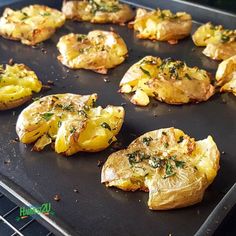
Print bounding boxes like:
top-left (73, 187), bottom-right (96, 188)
top-left (62, 0), bottom-right (133, 24)
top-left (16, 93), bottom-right (125, 156)
top-left (102, 127), bottom-right (220, 210)
top-left (0, 5), bottom-right (65, 45)
top-left (192, 22), bottom-right (236, 60)
top-left (57, 30), bottom-right (128, 74)
top-left (119, 56), bottom-right (215, 106)
top-left (215, 55), bottom-right (236, 95)
top-left (130, 8), bottom-right (192, 43)
top-left (0, 63), bottom-right (42, 110)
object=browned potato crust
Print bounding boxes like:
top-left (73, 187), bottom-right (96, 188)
top-left (215, 55), bottom-right (236, 95)
top-left (16, 93), bottom-right (125, 156)
top-left (119, 56), bottom-right (215, 106)
top-left (102, 127), bottom-right (220, 210)
top-left (0, 5), bottom-right (65, 45)
top-left (57, 30), bottom-right (128, 74)
top-left (130, 8), bottom-right (192, 43)
top-left (192, 22), bottom-right (236, 60)
top-left (62, 0), bottom-right (133, 24)
top-left (0, 63), bottom-right (42, 110)
top-left (203, 42), bottom-right (236, 61)
top-left (0, 95), bottom-right (32, 111)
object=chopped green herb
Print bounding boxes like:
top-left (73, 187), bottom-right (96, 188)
top-left (101, 122), bottom-right (111, 131)
top-left (163, 172), bottom-right (176, 179)
top-left (162, 160), bottom-right (176, 178)
top-left (89, 0), bottom-right (120, 14)
top-left (165, 161), bottom-right (173, 175)
top-left (77, 34), bottom-right (86, 41)
top-left (142, 137), bottom-right (153, 146)
top-left (127, 150), bottom-right (151, 165)
top-left (185, 73), bottom-right (192, 80)
top-left (149, 157), bottom-right (165, 168)
top-left (177, 136), bottom-right (184, 143)
top-left (170, 155), bottom-right (177, 160)
top-left (41, 112), bottom-right (54, 121)
top-left (140, 66), bottom-right (151, 77)
top-left (78, 110), bottom-right (88, 118)
top-left (21, 12), bottom-right (28, 20)
top-left (42, 12), bottom-right (51, 16)
top-left (175, 160), bottom-right (185, 168)
top-left (62, 104), bottom-right (74, 111)
top-left (221, 34), bottom-right (230, 43)
top-left (127, 151), bottom-right (142, 165)
top-left (164, 142), bottom-right (169, 148)
top-left (58, 120), bottom-right (62, 128)
top-left (70, 127), bottom-right (76, 134)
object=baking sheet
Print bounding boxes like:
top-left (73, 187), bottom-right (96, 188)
top-left (0, 0), bottom-right (236, 235)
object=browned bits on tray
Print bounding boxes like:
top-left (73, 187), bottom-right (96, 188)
top-left (53, 194), bottom-right (61, 201)
top-left (103, 77), bottom-right (110, 83)
top-left (42, 84), bottom-right (52, 91)
top-left (47, 80), bottom-right (54, 86)
top-left (4, 159), bottom-right (11, 164)
top-left (8, 58), bottom-right (14, 65)
top-left (97, 160), bottom-right (104, 167)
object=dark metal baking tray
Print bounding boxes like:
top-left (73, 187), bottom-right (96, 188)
top-left (0, 0), bottom-right (236, 235)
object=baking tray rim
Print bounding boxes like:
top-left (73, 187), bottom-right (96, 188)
top-left (0, 0), bottom-right (235, 236)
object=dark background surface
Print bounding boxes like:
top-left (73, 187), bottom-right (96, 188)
top-left (1, 0), bottom-right (236, 13)
top-left (186, 0), bottom-right (236, 14)
top-left (0, 0), bottom-right (235, 236)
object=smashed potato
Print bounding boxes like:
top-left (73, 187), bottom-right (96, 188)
top-left (62, 0), bottom-right (133, 24)
top-left (0, 5), bottom-right (65, 45)
top-left (57, 30), bottom-right (128, 74)
top-left (192, 22), bottom-right (236, 60)
top-left (216, 55), bottom-right (236, 95)
top-left (130, 8), bottom-right (192, 43)
top-left (102, 127), bottom-right (220, 210)
top-left (0, 63), bottom-right (42, 110)
top-left (119, 56), bottom-right (215, 106)
top-left (16, 93), bottom-right (124, 156)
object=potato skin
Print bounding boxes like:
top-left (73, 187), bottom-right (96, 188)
top-left (130, 8), bottom-right (192, 43)
top-left (62, 0), bottom-right (133, 24)
top-left (102, 127), bottom-right (220, 210)
top-left (57, 30), bottom-right (128, 74)
top-left (0, 95), bottom-right (32, 111)
top-left (0, 5), bottom-right (65, 45)
top-left (119, 56), bottom-right (215, 106)
top-left (203, 42), bottom-right (236, 61)
top-left (215, 55), bottom-right (236, 95)
top-left (0, 63), bottom-right (42, 110)
top-left (16, 93), bottom-right (125, 156)
top-left (192, 22), bottom-right (236, 60)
